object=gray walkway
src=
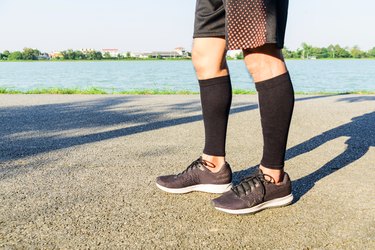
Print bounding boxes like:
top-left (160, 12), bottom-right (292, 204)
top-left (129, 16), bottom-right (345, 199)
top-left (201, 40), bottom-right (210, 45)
top-left (1, 94), bottom-right (374, 249)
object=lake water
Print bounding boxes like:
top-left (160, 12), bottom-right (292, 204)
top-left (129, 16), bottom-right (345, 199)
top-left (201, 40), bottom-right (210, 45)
top-left (0, 59), bottom-right (374, 92)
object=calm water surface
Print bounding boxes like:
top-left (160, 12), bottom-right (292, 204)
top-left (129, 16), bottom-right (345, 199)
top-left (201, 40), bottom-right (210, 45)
top-left (0, 59), bottom-right (374, 92)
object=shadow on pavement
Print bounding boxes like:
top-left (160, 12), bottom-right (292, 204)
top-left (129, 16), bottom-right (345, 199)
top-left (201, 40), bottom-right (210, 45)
top-left (0, 95), bottom-right (338, 163)
top-left (337, 95), bottom-right (375, 103)
top-left (289, 111), bottom-right (374, 201)
top-left (1, 94), bottom-right (373, 201)
top-left (0, 97), bottom-right (257, 163)
top-left (233, 111), bottom-right (375, 202)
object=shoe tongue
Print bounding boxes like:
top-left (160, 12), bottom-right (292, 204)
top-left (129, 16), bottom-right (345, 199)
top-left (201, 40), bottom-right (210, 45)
top-left (197, 156), bottom-right (206, 166)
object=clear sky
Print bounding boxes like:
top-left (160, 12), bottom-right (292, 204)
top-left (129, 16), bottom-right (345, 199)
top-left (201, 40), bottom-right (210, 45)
top-left (1, 0), bottom-right (374, 52)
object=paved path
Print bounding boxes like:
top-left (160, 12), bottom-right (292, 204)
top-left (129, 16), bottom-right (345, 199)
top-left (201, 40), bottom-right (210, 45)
top-left (1, 94), bottom-right (374, 249)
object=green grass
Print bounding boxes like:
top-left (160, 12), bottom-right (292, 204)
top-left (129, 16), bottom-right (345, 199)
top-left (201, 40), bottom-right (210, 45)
top-left (0, 58), bottom-right (192, 62)
top-left (25, 87), bottom-right (108, 94)
top-left (294, 90), bottom-right (375, 95)
top-left (0, 87), bottom-right (374, 95)
top-left (2, 58), bottom-right (375, 63)
top-left (0, 87), bottom-right (107, 94)
top-left (118, 89), bottom-right (199, 95)
top-left (0, 87), bottom-right (199, 95)
top-left (0, 88), bottom-right (22, 94)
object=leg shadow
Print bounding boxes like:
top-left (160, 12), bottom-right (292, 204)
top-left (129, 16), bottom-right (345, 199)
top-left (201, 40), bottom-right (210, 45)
top-left (233, 112), bottom-right (374, 202)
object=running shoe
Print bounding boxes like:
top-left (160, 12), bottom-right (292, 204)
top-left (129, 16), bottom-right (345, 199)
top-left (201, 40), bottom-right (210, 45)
top-left (156, 156), bottom-right (232, 194)
top-left (212, 168), bottom-right (293, 214)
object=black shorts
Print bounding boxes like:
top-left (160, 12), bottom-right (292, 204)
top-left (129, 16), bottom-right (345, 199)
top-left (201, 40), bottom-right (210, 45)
top-left (193, 0), bottom-right (289, 50)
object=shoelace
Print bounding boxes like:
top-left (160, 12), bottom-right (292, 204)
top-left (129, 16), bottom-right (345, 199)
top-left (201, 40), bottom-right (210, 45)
top-left (177, 158), bottom-right (216, 177)
top-left (232, 173), bottom-right (274, 197)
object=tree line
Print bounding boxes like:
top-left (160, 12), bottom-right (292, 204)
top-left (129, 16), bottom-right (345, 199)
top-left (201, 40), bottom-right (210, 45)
top-left (1, 44), bottom-right (375, 61)
top-left (233, 43), bottom-right (375, 59)
top-left (58, 50), bottom-right (137, 60)
top-left (0, 48), bottom-right (135, 61)
top-left (282, 43), bottom-right (375, 59)
top-left (1, 48), bottom-right (42, 60)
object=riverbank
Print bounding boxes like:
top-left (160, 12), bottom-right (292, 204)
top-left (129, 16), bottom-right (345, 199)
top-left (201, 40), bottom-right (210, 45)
top-left (0, 87), bottom-right (374, 95)
top-left (1, 94), bottom-right (374, 248)
top-left (0, 58), bottom-right (192, 62)
top-left (1, 58), bottom-right (375, 62)
top-left (1, 60), bottom-right (374, 94)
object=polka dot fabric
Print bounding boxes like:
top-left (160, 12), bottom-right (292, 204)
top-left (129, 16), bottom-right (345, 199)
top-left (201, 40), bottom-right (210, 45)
top-left (225, 0), bottom-right (267, 50)
top-left (193, 0), bottom-right (289, 50)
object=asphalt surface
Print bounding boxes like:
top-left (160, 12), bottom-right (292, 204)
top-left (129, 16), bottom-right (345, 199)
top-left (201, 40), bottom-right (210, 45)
top-left (0, 94), bottom-right (374, 249)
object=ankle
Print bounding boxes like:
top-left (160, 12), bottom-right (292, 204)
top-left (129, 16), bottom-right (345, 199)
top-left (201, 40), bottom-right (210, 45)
top-left (202, 154), bottom-right (226, 173)
top-left (259, 165), bottom-right (284, 183)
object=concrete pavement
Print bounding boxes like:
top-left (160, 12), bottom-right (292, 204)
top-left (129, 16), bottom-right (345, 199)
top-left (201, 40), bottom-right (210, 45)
top-left (0, 94), bottom-right (374, 249)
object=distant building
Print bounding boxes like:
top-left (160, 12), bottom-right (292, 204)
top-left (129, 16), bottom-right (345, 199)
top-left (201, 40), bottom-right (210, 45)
top-left (147, 51), bottom-right (181, 58)
top-left (102, 48), bottom-right (119, 57)
top-left (131, 47), bottom-right (191, 59)
top-left (49, 51), bottom-right (63, 59)
top-left (130, 52), bottom-right (148, 58)
top-left (174, 47), bottom-right (190, 57)
top-left (38, 53), bottom-right (50, 60)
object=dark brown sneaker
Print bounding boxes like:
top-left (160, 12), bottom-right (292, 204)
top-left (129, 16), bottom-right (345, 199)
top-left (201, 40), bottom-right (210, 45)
top-left (156, 156), bottom-right (232, 194)
top-left (212, 168), bottom-right (293, 214)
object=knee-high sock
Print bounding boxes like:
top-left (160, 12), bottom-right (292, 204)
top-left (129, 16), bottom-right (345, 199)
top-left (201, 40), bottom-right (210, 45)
top-left (199, 75), bottom-right (232, 156)
top-left (255, 72), bottom-right (294, 169)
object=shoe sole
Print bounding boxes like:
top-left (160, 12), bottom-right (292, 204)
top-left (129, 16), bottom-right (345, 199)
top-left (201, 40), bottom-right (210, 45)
top-left (214, 193), bottom-right (294, 215)
top-left (156, 183), bottom-right (232, 194)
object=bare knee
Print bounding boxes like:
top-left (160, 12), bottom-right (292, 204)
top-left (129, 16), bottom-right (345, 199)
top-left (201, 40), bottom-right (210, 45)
top-left (243, 44), bottom-right (287, 82)
top-left (192, 37), bottom-right (229, 80)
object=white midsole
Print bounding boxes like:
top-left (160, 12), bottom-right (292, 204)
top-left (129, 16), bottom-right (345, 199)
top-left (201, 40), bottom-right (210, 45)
top-left (156, 183), bottom-right (232, 194)
top-left (214, 193), bottom-right (294, 214)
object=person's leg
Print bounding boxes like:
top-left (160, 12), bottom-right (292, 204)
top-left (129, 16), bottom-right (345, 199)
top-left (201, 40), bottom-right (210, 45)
top-left (155, 37), bottom-right (233, 194)
top-left (156, 0), bottom-right (233, 194)
top-left (211, 43), bottom-right (294, 214)
top-left (211, 0), bottom-right (295, 214)
top-left (243, 43), bottom-right (295, 183)
top-left (192, 37), bottom-right (232, 172)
